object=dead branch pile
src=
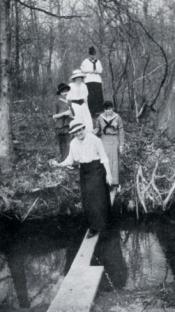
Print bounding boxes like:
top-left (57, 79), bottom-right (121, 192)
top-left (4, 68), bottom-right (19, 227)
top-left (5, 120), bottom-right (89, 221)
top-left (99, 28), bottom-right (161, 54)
top-left (119, 117), bottom-right (175, 216)
top-left (0, 167), bottom-right (81, 221)
top-left (136, 161), bottom-right (175, 214)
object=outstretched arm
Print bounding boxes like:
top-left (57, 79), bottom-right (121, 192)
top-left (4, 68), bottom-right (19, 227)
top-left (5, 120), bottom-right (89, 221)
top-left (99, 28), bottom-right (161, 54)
top-left (49, 145), bottom-right (74, 167)
top-left (118, 116), bottom-right (124, 153)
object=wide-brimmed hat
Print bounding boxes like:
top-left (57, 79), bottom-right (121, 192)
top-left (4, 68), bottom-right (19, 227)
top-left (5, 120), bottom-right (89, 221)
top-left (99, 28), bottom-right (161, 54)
top-left (56, 83), bottom-right (70, 95)
top-left (70, 69), bottom-right (85, 81)
top-left (69, 120), bottom-right (85, 134)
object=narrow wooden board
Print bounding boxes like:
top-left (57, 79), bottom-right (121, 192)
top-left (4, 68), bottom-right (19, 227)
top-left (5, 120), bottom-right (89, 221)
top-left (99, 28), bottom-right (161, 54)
top-left (47, 230), bottom-right (103, 312)
top-left (47, 266), bottom-right (104, 312)
top-left (71, 230), bottom-right (99, 268)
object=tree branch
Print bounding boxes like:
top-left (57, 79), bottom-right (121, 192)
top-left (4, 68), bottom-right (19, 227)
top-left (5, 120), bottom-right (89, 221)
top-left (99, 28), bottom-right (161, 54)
top-left (17, 0), bottom-right (90, 19)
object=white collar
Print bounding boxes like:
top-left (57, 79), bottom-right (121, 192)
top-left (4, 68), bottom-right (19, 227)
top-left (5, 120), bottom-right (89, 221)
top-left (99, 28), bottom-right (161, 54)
top-left (101, 113), bottom-right (117, 122)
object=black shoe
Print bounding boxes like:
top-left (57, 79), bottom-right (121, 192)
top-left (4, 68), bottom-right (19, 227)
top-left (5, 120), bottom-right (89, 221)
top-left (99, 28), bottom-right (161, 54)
top-left (87, 229), bottom-right (98, 239)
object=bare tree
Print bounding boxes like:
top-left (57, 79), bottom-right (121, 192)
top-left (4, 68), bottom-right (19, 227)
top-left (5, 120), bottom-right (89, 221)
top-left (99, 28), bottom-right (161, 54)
top-left (0, 0), bottom-right (11, 173)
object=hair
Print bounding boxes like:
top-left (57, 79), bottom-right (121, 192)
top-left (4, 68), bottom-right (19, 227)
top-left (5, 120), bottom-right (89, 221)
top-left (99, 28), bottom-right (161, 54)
top-left (103, 100), bottom-right (114, 109)
top-left (56, 83), bottom-right (70, 95)
top-left (88, 46), bottom-right (96, 56)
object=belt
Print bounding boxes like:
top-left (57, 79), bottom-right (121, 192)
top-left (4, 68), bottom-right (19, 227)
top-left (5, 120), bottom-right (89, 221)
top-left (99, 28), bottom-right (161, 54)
top-left (71, 99), bottom-right (84, 105)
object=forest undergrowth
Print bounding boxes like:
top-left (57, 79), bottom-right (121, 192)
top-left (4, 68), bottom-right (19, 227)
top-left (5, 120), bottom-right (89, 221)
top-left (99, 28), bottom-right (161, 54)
top-left (0, 96), bottom-right (175, 220)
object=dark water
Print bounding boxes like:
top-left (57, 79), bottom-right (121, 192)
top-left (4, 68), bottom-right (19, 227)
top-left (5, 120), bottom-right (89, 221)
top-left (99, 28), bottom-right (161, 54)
top-left (0, 217), bottom-right (85, 312)
top-left (92, 216), bottom-right (175, 311)
top-left (0, 215), bottom-right (175, 311)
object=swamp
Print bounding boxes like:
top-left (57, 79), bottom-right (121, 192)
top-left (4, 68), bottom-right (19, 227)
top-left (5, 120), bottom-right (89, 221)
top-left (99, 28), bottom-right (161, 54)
top-left (1, 0), bottom-right (175, 311)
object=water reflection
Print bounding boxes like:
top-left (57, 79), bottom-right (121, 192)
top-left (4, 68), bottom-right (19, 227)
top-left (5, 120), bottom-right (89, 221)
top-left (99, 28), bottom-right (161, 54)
top-left (156, 218), bottom-right (175, 278)
top-left (0, 218), bottom-right (84, 311)
top-left (1, 216), bottom-right (175, 311)
top-left (93, 228), bottom-right (128, 290)
top-left (93, 220), bottom-right (174, 293)
top-left (121, 229), bottom-right (173, 290)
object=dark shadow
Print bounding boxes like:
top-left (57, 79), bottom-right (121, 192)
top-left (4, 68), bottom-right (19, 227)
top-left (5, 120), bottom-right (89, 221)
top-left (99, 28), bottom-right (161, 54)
top-left (0, 216), bottom-right (85, 309)
top-left (92, 226), bottom-right (128, 291)
top-left (156, 217), bottom-right (175, 277)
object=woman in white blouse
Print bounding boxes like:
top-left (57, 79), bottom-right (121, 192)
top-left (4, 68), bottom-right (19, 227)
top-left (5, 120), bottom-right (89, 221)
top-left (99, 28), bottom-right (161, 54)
top-left (66, 69), bottom-right (93, 132)
top-left (81, 46), bottom-right (104, 118)
top-left (50, 120), bottom-right (112, 238)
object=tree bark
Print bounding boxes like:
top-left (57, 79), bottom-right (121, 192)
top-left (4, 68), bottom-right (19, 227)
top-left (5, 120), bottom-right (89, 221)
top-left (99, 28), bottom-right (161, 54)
top-left (0, 0), bottom-right (12, 173)
top-left (15, 0), bottom-right (20, 94)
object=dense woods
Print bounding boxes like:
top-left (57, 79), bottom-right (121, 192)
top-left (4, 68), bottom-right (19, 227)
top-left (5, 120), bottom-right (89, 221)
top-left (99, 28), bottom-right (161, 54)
top-left (1, 0), bottom-right (175, 218)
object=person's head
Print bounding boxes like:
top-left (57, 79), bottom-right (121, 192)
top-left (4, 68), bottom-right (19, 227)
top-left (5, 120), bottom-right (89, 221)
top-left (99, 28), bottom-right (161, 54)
top-left (103, 100), bottom-right (114, 116)
top-left (69, 120), bottom-right (86, 141)
top-left (88, 46), bottom-right (96, 60)
top-left (56, 83), bottom-right (70, 96)
top-left (70, 69), bottom-right (85, 85)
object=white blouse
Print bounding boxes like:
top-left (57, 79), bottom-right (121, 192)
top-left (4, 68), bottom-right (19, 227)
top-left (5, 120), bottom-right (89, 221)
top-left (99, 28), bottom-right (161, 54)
top-left (81, 58), bottom-right (103, 83)
top-left (62, 133), bottom-right (109, 166)
top-left (66, 82), bottom-right (88, 102)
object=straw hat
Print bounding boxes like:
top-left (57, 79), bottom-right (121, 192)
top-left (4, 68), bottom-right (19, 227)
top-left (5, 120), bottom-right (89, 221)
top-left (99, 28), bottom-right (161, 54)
top-left (70, 69), bottom-right (85, 81)
top-left (69, 120), bottom-right (85, 134)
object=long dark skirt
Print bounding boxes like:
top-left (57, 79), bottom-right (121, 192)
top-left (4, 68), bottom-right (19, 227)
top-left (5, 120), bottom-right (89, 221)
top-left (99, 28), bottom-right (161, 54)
top-left (80, 160), bottom-right (111, 231)
top-left (86, 82), bottom-right (104, 117)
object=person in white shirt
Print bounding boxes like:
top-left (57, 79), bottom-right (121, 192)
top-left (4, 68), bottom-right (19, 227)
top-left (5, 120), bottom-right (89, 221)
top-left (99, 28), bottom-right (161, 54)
top-left (66, 69), bottom-right (93, 132)
top-left (50, 120), bottom-right (112, 238)
top-left (81, 46), bottom-right (104, 118)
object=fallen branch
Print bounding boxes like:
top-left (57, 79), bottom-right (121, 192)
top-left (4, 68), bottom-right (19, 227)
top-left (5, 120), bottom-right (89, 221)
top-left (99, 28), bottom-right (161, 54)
top-left (21, 197), bottom-right (39, 222)
top-left (136, 165), bottom-right (148, 213)
top-left (31, 183), bottom-right (76, 197)
top-left (163, 180), bottom-right (175, 209)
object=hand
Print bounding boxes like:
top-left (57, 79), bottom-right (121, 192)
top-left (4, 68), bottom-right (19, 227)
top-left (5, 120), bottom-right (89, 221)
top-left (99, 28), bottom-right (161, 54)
top-left (106, 173), bottom-right (112, 186)
top-left (49, 159), bottom-right (60, 167)
top-left (64, 111), bottom-right (71, 116)
top-left (119, 146), bottom-right (124, 154)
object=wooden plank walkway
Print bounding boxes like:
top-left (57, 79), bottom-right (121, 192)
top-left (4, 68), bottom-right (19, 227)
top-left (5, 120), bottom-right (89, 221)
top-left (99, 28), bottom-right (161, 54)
top-left (47, 230), bottom-right (103, 312)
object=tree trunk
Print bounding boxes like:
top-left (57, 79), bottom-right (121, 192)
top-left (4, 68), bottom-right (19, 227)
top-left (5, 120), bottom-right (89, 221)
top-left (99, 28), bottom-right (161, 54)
top-left (15, 0), bottom-right (20, 95)
top-left (0, 0), bottom-right (12, 173)
top-left (158, 79), bottom-right (175, 141)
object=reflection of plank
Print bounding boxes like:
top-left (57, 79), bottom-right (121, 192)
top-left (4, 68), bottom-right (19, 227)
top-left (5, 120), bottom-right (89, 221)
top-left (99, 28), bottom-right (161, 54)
top-left (47, 230), bottom-right (103, 312)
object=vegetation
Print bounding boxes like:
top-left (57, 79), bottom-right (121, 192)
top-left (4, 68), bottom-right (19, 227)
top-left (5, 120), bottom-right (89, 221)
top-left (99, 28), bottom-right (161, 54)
top-left (1, 0), bottom-right (175, 219)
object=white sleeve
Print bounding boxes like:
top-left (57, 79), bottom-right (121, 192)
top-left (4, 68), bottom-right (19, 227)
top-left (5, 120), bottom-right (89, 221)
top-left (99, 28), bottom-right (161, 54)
top-left (96, 137), bottom-right (111, 177)
top-left (66, 84), bottom-right (73, 101)
top-left (82, 83), bottom-right (88, 101)
top-left (61, 144), bottom-right (74, 166)
top-left (95, 60), bottom-right (103, 74)
top-left (81, 59), bottom-right (91, 73)
top-left (96, 137), bottom-right (108, 164)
